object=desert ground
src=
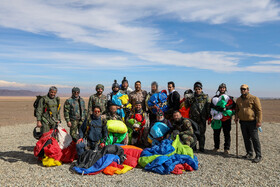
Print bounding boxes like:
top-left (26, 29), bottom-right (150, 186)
top-left (0, 96), bottom-right (279, 186)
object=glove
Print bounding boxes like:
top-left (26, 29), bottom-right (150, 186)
top-left (99, 143), bottom-right (105, 149)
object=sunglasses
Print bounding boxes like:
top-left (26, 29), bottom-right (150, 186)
top-left (94, 110), bottom-right (101, 113)
top-left (240, 88), bottom-right (247, 91)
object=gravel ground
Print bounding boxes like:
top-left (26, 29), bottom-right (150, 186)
top-left (0, 122), bottom-right (279, 186)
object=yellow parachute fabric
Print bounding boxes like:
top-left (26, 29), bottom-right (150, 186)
top-left (115, 164), bottom-right (134, 174)
top-left (119, 95), bottom-right (132, 109)
top-left (107, 120), bottom-right (128, 134)
top-left (42, 155), bottom-right (62, 167)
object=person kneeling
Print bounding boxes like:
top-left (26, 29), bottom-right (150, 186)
top-left (170, 111), bottom-right (197, 149)
top-left (76, 106), bottom-right (107, 157)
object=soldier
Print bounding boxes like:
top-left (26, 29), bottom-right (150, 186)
top-left (165, 81), bottom-right (180, 120)
top-left (189, 81), bottom-right (210, 152)
top-left (170, 111), bottom-right (196, 148)
top-left (36, 86), bottom-right (61, 134)
top-left (76, 106), bottom-right (108, 156)
top-left (88, 84), bottom-right (107, 115)
top-left (64, 87), bottom-right (86, 141)
top-left (120, 77), bottom-right (133, 95)
top-left (235, 84), bottom-right (262, 163)
top-left (145, 81), bottom-right (159, 123)
top-left (129, 80), bottom-right (147, 111)
top-left (103, 102), bottom-right (123, 121)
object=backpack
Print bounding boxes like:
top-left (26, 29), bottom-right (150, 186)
top-left (33, 95), bottom-right (60, 117)
top-left (187, 118), bottom-right (200, 139)
top-left (33, 95), bottom-right (45, 117)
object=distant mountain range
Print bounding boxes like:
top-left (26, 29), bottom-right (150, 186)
top-left (0, 89), bottom-right (44, 96)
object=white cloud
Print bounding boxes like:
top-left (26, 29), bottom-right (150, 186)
top-left (0, 80), bottom-right (72, 90)
top-left (0, 0), bottom-right (280, 73)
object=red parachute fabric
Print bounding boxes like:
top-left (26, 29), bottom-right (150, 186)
top-left (171, 163), bottom-right (194, 174)
top-left (60, 141), bottom-right (77, 163)
top-left (44, 137), bottom-right (62, 161)
top-left (34, 130), bottom-right (54, 157)
top-left (121, 145), bottom-right (143, 168)
top-left (179, 106), bottom-right (190, 119)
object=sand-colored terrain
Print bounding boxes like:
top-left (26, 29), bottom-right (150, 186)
top-left (0, 96), bottom-right (279, 126)
top-left (0, 96), bottom-right (279, 186)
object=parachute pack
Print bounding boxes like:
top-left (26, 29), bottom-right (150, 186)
top-left (33, 95), bottom-right (60, 117)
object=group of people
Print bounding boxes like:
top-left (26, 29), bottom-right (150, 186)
top-left (35, 77), bottom-right (263, 163)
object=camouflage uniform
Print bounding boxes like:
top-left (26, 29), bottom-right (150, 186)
top-left (102, 112), bottom-right (123, 121)
top-left (64, 96), bottom-right (86, 141)
top-left (36, 94), bottom-right (61, 134)
top-left (171, 117), bottom-right (195, 147)
top-left (88, 94), bottom-right (107, 114)
top-left (189, 92), bottom-right (210, 150)
top-left (129, 90), bottom-right (147, 111)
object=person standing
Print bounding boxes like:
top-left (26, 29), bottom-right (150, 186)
top-left (189, 81), bottom-right (210, 152)
top-left (210, 83), bottom-right (235, 154)
top-left (129, 81), bottom-right (147, 110)
top-left (120, 77), bottom-right (133, 95)
top-left (235, 84), bottom-right (262, 163)
top-left (88, 84), bottom-right (107, 114)
top-left (36, 86), bottom-right (61, 134)
top-left (165, 81), bottom-right (180, 120)
top-left (64, 87), bottom-right (86, 141)
top-left (145, 81), bottom-right (159, 123)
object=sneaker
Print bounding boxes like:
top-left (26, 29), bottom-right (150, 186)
top-left (213, 148), bottom-right (219, 152)
top-left (224, 150), bottom-right (230, 155)
top-left (252, 156), bottom-right (262, 163)
top-left (242, 154), bottom-right (253, 159)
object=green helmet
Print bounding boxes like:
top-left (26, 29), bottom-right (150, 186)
top-left (72, 87), bottom-right (80, 93)
top-left (96, 84), bottom-right (104, 91)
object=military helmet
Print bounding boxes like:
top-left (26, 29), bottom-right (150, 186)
top-left (112, 80), bottom-right (120, 89)
top-left (33, 127), bottom-right (43, 140)
top-left (96, 84), bottom-right (104, 91)
top-left (72, 87), bottom-right (80, 93)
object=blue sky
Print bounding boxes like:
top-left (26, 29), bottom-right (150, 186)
top-left (0, 0), bottom-right (280, 97)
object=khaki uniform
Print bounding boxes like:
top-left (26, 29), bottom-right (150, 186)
top-left (36, 95), bottom-right (61, 134)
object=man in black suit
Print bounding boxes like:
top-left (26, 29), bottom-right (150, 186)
top-left (165, 81), bottom-right (180, 120)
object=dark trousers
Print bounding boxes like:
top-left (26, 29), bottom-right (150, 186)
top-left (240, 120), bottom-right (262, 157)
top-left (198, 122), bottom-right (206, 150)
top-left (213, 119), bottom-right (231, 150)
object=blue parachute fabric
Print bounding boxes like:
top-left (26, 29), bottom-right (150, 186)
top-left (144, 154), bottom-right (199, 175)
top-left (150, 122), bottom-right (170, 139)
top-left (72, 154), bottom-right (120, 175)
top-left (140, 139), bottom-right (175, 157)
top-left (148, 92), bottom-right (168, 114)
top-left (112, 92), bottom-right (125, 119)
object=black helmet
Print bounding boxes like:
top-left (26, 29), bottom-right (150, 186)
top-left (112, 80), bottom-right (120, 90)
top-left (33, 127), bottom-right (43, 140)
top-left (122, 77), bottom-right (128, 85)
top-left (219, 83), bottom-right (227, 89)
top-left (193, 81), bottom-right (202, 90)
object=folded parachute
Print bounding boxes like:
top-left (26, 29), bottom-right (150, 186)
top-left (71, 145), bottom-right (143, 175)
top-left (148, 122), bottom-right (170, 145)
top-left (138, 135), bottom-right (199, 175)
top-left (148, 91), bottom-right (168, 114)
top-left (34, 125), bottom-right (77, 167)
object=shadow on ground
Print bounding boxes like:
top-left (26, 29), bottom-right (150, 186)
top-left (0, 151), bottom-right (39, 165)
top-left (18, 146), bottom-right (34, 152)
